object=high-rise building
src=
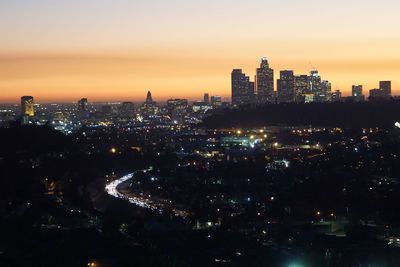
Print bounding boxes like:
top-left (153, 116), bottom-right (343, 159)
top-left (369, 88), bottom-right (387, 100)
top-left (294, 75), bottom-right (309, 103)
top-left (21, 96), bottom-right (35, 117)
top-left (249, 81), bottom-right (255, 99)
top-left (210, 96), bottom-right (222, 108)
top-left (167, 99), bottom-right (188, 122)
top-left (331, 90), bottom-right (342, 102)
top-left (204, 93), bottom-right (210, 105)
top-left (304, 94), bottom-right (315, 103)
top-left (231, 69), bottom-right (255, 106)
top-left (78, 98), bottom-right (88, 112)
top-left (320, 80), bottom-right (332, 102)
top-left (352, 85), bottom-right (365, 102)
top-left (369, 81), bottom-right (392, 101)
top-left (308, 69), bottom-right (321, 94)
top-left (308, 69), bottom-right (325, 102)
top-left (307, 69), bottom-right (332, 103)
top-left (277, 70), bottom-right (295, 103)
top-left (379, 81), bottom-right (391, 97)
top-left (255, 57), bottom-right (274, 104)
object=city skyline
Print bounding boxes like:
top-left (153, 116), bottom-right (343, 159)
top-left (2, 0), bottom-right (400, 103)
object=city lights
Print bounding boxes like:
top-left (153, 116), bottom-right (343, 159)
top-left (1, 1), bottom-right (400, 265)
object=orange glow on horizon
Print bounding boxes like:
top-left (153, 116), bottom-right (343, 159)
top-left (1, 1), bottom-right (400, 103)
top-left (1, 47), bottom-right (399, 103)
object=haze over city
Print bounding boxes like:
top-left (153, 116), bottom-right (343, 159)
top-left (1, 0), bottom-right (400, 103)
top-left (3, 1), bottom-right (400, 267)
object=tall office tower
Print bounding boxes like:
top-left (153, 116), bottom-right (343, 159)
top-left (369, 88), bottom-right (388, 101)
top-left (231, 69), bottom-right (255, 105)
top-left (379, 81), bottom-right (391, 97)
top-left (331, 90), bottom-right (342, 102)
top-left (21, 96), bottom-right (35, 117)
top-left (294, 75), bottom-right (309, 103)
top-left (277, 70), bottom-right (295, 103)
top-left (210, 95), bottom-right (222, 108)
top-left (204, 93), bottom-right (210, 105)
top-left (352, 85), bottom-right (365, 102)
top-left (249, 81), bottom-right (255, 97)
top-left (320, 80), bottom-right (332, 102)
top-left (308, 69), bottom-right (322, 102)
top-left (255, 57), bottom-right (274, 104)
top-left (78, 98), bottom-right (88, 112)
top-left (167, 99), bottom-right (188, 122)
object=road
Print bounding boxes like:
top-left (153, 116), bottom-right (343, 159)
top-left (105, 171), bottom-right (189, 218)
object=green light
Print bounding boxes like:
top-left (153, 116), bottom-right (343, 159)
top-left (287, 263), bottom-right (306, 267)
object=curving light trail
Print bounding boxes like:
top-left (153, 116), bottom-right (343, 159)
top-left (105, 172), bottom-right (189, 218)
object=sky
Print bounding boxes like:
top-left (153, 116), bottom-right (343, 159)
top-left (1, 0), bottom-right (400, 103)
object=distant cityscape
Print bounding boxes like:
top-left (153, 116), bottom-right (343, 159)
top-left (2, 57), bottom-right (400, 266)
top-left (0, 57), bottom-right (398, 135)
top-left (232, 57), bottom-right (394, 105)
top-left (4, 0), bottom-right (400, 265)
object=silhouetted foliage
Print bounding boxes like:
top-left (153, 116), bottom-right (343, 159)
top-left (203, 102), bottom-right (400, 128)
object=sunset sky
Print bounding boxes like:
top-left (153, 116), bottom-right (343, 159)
top-left (1, 0), bottom-right (400, 103)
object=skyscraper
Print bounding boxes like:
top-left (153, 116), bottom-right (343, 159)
top-left (306, 69), bottom-right (332, 103)
top-left (379, 81), bottom-right (391, 97)
top-left (369, 88), bottom-right (387, 100)
top-left (294, 75), bottom-right (309, 103)
top-left (231, 69), bottom-right (255, 106)
top-left (210, 96), bottom-right (222, 108)
top-left (320, 80), bottom-right (332, 102)
top-left (369, 81), bottom-right (392, 101)
top-left (352, 85), bottom-right (364, 102)
top-left (331, 90), bottom-right (342, 102)
top-left (255, 57), bottom-right (274, 104)
top-left (21, 96), bottom-right (35, 117)
top-left (308, 69), bottom-right (323, 102)
top-left (167, 99), bottom-right (188, 122)
top-left (277, 70), bottom-right (295, 103)
top-left (204, 93), bottom-right (210, 105)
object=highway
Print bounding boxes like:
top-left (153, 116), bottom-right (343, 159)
top-left (105, 172), bottom-right (189, 218)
